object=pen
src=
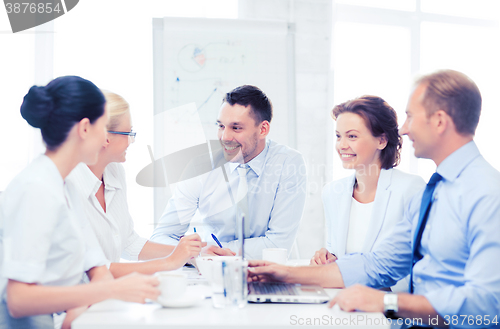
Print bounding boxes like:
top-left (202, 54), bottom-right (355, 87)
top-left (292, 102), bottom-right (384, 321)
top-left (211, 233), bottom-right (223, 248)
top-left (193, 227), bottom-right (202, 258)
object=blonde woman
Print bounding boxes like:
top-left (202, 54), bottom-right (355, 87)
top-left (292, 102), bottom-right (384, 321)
top-left (66, 91), bottom-right (205, 277)
top-left (0, 77), bottom-right (159, 329)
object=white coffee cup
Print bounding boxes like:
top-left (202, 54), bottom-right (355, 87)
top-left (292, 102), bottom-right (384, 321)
top-left (156, 271), bottom-right (187, 301)
top-left (196, 256), bottom-right (242, 293)
top-left (262, 248), bottom-right (288, 264)
top-left (195, 256), bottom-right (246, 308)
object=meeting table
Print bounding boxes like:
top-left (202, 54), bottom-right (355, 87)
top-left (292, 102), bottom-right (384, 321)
top-left (72, 260), bottom-right (392, 329)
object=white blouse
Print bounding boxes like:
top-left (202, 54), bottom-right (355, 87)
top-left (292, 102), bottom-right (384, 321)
top-left (345, 197), bottom-right (374, 254)
top-left (0, 155), bottom-right (107, 301)
top-left (66, 163), bottom-right (147, 263)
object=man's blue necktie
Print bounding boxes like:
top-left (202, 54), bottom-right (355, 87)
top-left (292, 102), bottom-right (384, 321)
top-left (410, 172), bottom-right (443, 293)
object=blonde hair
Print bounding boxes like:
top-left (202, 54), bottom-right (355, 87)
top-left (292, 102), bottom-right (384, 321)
top-left (101, 91), bottom-right (130, 131)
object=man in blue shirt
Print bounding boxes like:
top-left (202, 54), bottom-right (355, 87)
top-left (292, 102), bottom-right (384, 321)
top-left (151, 85), bottom-right (307, 260)
top-left (248, 70), bottom-right (500, 328)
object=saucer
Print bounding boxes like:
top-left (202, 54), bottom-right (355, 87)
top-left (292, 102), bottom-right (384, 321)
top-left (156, 291), bottom-right (205, 308)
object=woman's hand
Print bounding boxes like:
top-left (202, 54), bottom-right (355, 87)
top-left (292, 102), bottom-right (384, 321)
top-left (310, 248), bottom-right (337, 265)
top-left (109, 272), bottom-right (160, 303)
top-left (167, 234), bottom-right (207, 268)
top-left (61, 305), bottom-right (88, 329)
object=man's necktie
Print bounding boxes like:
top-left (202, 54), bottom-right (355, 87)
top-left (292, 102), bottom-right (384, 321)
top-left (236, 164), bottom-right (250, 202)
top-left (236, 164), bottom-right (250, 237)
top-left (410, 172), bottom-right (443, 293)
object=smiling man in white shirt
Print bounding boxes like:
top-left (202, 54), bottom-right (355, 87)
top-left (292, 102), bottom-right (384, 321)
top-left (151, 85), bottom-right (307, 260)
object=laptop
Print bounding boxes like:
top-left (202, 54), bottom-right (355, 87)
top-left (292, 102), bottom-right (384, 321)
top-left (247, 282), bottom-right (330, 304)
top-left (236, 212), bottom-right (329, 304)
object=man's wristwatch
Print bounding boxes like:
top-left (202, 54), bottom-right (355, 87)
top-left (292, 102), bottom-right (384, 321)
top-left (383, 293), bottom-right (399, 319)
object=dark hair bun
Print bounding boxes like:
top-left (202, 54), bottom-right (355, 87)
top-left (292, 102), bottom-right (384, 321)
top-left (20, 85), bottom-right (55, 129)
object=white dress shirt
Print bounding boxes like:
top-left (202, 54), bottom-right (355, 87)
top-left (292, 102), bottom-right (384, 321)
top-left (66, 162), bottom-right (147, 263)
top-left (0, 155), bottom-right (107, 301)
top-left (345, 198), bottom-right (373, 254)
top-left (150, 140), bottom-right (307, 260)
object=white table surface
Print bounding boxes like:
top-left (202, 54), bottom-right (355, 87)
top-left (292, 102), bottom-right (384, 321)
top-left (73, 261), bottom-right (391, 329)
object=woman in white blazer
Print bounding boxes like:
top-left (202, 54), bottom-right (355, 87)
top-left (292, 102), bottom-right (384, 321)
top-left (0, 77), bottom-right (159, 329)
top-left (66, 91), bottom-right (205, 277)
top-left (311, 96), bottom-right (425, 291)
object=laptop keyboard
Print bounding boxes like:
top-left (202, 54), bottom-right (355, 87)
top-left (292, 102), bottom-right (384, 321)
top-left (249, 282), bottom-right (297, 296)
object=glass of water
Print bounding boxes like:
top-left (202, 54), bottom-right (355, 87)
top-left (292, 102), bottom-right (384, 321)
top-left (221, 260), bottom-right (248, 308)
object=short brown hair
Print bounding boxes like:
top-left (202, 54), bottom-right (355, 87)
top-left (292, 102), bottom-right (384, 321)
top-left (415, 70), bottom-right (481, 136)
top-left (331, 95), bottom-right (402, 170)
top-left (224, 85), bottom-right (273, 124)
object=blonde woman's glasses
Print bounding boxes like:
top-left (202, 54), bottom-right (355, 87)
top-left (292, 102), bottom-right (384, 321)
top-left (108, 130), bottom-right (136, 143)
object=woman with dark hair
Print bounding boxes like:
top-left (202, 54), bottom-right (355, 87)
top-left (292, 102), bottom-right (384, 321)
top-left (0, 76), bottom-right (159, 329)
top-left (310, 95), bottom-right (425, 292)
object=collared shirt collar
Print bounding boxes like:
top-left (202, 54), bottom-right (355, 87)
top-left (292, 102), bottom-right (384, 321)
top-left (40, 154), bottom-right (64, 187)
top-left (102, 165), bottom-right (122, 190)
top-left (73, 163), bottom-right (101, 198)
top-left (227, 139), bottom-right (270, 177)
top-left (76, 163), bottom-right (122, 198)
top-left (437, 140), bottom-right (481, 182)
